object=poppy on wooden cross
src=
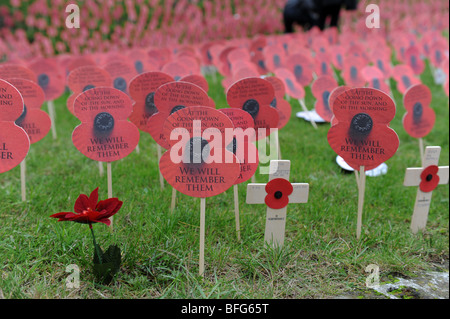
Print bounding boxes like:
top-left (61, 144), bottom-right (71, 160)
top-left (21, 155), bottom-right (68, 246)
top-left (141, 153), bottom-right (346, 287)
top-left (246, 160), bottom-right (309, 247)
top-left (403, 146), bottom-right (449, 234)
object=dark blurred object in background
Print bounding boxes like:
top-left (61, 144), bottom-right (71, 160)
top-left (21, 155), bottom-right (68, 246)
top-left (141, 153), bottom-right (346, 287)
top-left (283, 0), bottom-right (358, 33)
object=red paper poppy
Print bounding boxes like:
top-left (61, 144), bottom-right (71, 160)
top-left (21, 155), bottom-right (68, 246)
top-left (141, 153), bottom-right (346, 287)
top-left (0, 79), bottom-right (30, 174)
top-left (419, 165), bottom-right (440, 192)
top-left (361, 66), bottom-right (390, 95)
top-left (263, 43), bottom-right (286, 72)
top-left (265, 76), bottom-right (292, 129)
top-left (159, 106), bottom-right (240, 198)
top-left (226, 77), bottom-right (279, 141)
top-left (273, 68), bottom-right (305, 100)
top-left (0, 64), bottom-right (37, 83)
top-left (50, 187), bottom-right (122, 226)
top-left (66, 65), bottom-right (112, 116)
top-left (330, 45), bottom-right (346, 70)
top-left (219, 108), bottom-right (259, 184)
top-left (216, 46), bottom-right (238, 77)
top-left (147, 81), bottom-right (212, 150)
top-left (28, 58), bottom-right (65, 101)
top-left (405, 46), bottom-right (425, 75)
top-left (180, 74), bottom-right (209, 93)
top-left (251, 51), bottom-right (269, 75)
top-left (392, 64), bottom-right (421, 94)
top-left (128, 71), bottom-right (174, 132)
top-left (311, 75), bottom-right (338, 122)
top-left (284, 53), bottom-right (314, 87)
top-left (314, 53), bottom-right (334, 78)
top-left (341, 56), bottom-right (366, 87)
top-left (264, 178), bottom-right (293, 209)
top-left (329, 85), bottom-right (351, 126)
top-left (102, 60), bottom-right (137, 94)
top-left (402, 84), bottom-right (435, 138)
top-left (327, 88), bottom-right (399, 171)
top-left (8, 78), bottom-right (51, 144)
top-left (127, 48), bottom-right (159, 74)
top-left (72, 87), bottom-right (140, 162)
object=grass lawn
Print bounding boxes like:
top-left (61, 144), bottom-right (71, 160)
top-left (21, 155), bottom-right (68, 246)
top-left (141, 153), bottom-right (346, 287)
top-left (0, 59), bottom-right (448, 299)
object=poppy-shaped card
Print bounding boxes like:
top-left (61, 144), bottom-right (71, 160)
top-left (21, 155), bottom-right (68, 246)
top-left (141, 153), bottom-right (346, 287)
top-left (66, 65), bottom-right (113, 116)
top-left (0, 64), bottom-right (37, 83)
top-left (402, 84), bottom-right (435, 139)
top-left (103, 60), bottom-right (137, 94)
top-left (285, 53), bottom-right (313, 87)
top-left (8, 78), bottom-right (51, 144)
top-left (72, 87), bottom-right (139, 162)
top-left (311, 75), bottom-right (338, 122)
top-left (405, 46), bottom-right (425, 75)
top-left (159, 106), bottom-right (240, 198)
top-left (263, 43), bottom-right (286, 72)
top-left (128, 71), bottom-right (174, 132)
top-left (147, 81), bottom-right (212, 149)
top-left (392, 65), bottom-right (421, 95)
top-left (361, 66), bottom-right (390, 95)
top-left (0, 79), bottom-right (30, 173)
top-left (219, 108), bottom-right (259, 184)
top-left (265, 76), bottom-right (292, 129)
top-left (28, 58), bottom-right (65, 101)
top-left (226, 77), bottom-right (279, 140)
top-left (273, 68), bottom-right (305, 100)
top-left (341, 56), bottom-right (366, 87)
top-left (329, 85), bottom-right (351, 126)
top-left (327, 88), bottom-right (399, 171)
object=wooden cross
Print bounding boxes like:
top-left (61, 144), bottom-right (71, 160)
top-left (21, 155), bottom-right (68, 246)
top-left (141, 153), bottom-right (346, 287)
top-left (246, 160), bottom-right (309, 247)
top-left (403, 146), bottom-right (449, 234)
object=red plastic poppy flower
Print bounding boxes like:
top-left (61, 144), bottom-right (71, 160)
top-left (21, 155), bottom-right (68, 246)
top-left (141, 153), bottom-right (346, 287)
top-left (159, 106), bottom-right (240, 198)
top-left (50, 187), bottom-right (122, 226)
top-left (128, 71), bottom-right (174, 132)
top-left (402, 84), bottom-right (435, 139)
top-left (147, 81), bottom-right (212, 150)
top-left (327, 88), bottom-right (399, 171)
top-left (419, 165), bottom-right (440, 192)
top-left (311, 75), bottom-right (338, 122)
top-left (264, 178), bottom-right (293, 209)
top-left (226, 77), bottom-right (279, 141)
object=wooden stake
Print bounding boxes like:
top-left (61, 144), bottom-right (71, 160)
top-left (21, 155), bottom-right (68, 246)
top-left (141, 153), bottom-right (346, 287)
top-left (199, 197), bottom-right (206, 277)
top-left (107, 162), bottom-right (113, 228)
top-left (135, 143), bottom-right (140, 154)
top-left (298, 98), bottom-right (318, 129)
top-left (170, 187), bottom-right (177, 212)
top-left (354, 170), bottom-right (360, 190)
top-left (157, 144), bottom-right (164, 189)
top-left (419, 138), bottom-right (424, 166)
top-left (233, 184), bottom-right (241, 241)
top-left (20, 159), bottom-right (26, 201)
top-left (273, 129), bottom-right (280, 160)
top-left (98, 161), bottom-right (104, 177)
top-left (356, 166), bottom-right (366, 239)
top-left (47, 100), bottom-right (57, 139)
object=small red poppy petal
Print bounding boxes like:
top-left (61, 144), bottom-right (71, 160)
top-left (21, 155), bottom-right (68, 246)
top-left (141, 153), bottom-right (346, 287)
top-left (74, 194), bottom-right (90, 213)
top-left (96, 198), bottom-right (123, 217)
top-left (89, 187), bottom-right (99, 209)
top-left (50, 212), bottom-right (74, 219)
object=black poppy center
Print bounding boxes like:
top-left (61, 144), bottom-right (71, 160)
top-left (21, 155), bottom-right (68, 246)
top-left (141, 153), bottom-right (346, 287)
top-left (94, 112), bottom-right (114, 132)
top-left (186, 137), bottom-right (210, 164)
top-left (270, 97), bottom-right (277, 108)
top-left (350, 113), bottom-right (373, 137)
top-left (135, 60), bottom-right (144, 74)
top-left (83, 84), bottom-right (95, 92)
top-left (274, 191), bottom-right (283, 199)
top-left (243, 99), bottom-right (260, 119)
top-left (322, 91), bottom-right (330, 111)
top-left (226, 137), bottom-right (237, 155)
top-left (413, 102), bottom-right (423, 121)
top-left (113, 77), bottom-right (127, 92)
top-left (38, 73), bottom-right (50, 88)
top-left (145, 92), bottom-right (157, 114)
top-left (426, 174), bottom-right (433, 182)
top-left (15, 104), bottom-right (27, 126)
top-left (170, 105), bottom-right (186, 115)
